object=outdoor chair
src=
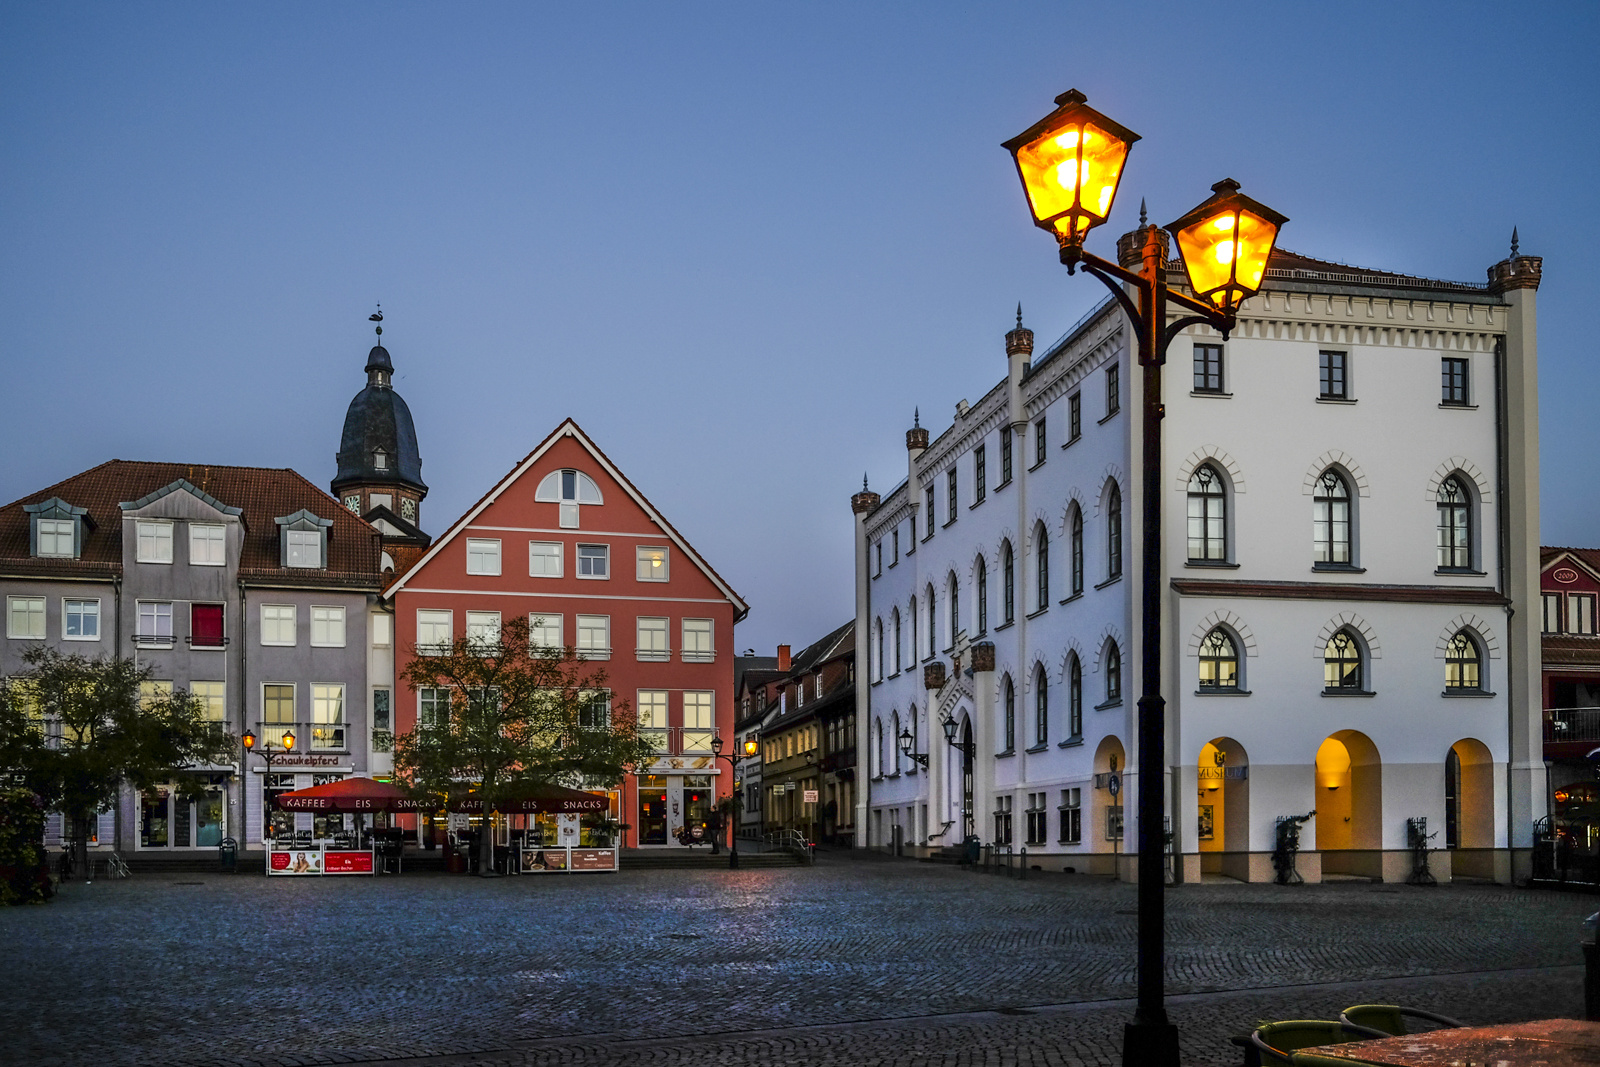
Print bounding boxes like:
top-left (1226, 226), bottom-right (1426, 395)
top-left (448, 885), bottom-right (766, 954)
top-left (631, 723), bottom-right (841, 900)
top-left (1339, 1004), bottom-right (1464, 1036)
top-left (1249, 1020), bottom-right (1388, 1067)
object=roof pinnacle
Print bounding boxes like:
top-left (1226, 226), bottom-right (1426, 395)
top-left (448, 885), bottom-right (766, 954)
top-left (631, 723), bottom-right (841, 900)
top-left (1139, 198), bottom-right (1148, 227)
top-left (1511, 227), bottom-right (1520, 257)
top-left (369, 304), bottom-right (383, 338)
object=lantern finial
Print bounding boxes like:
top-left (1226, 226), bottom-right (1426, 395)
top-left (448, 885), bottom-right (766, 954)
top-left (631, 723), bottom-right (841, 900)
top-left (913, 407), bottom-right (920, 429)
top-left (1139, 199), bottom-right (1147, 227)
top-left (862, 473), bottom-right (869, 492)
top-left (1511, 227), bottom-right (1520, 257)
top-left (1054, 88), bottom-right (1087, 107)
top-left (1016, 302), bottom-right (1023, 329)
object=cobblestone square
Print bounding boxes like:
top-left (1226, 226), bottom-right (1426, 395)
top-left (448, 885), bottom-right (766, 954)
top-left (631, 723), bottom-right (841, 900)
top-left (5, 853), bottom-right (1590, 1067)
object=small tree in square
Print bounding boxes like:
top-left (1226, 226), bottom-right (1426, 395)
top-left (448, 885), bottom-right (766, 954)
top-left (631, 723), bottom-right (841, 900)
top-left (0, 647), bottom-right (234, 882)
top-left (395, 615), bottom-right (656, 876)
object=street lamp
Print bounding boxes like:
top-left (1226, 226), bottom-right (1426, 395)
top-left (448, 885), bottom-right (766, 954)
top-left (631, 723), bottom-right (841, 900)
top-left (709, 734), bottom-right (745, 869)
top-left (1003, 89), bottom-right (1287, 1067)
top-left (242, 728), bottom-right (296, 842)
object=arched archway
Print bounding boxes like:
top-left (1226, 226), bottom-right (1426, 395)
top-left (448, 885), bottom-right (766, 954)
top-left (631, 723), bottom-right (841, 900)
top-left (1447, 738), bottom-right (1495, 879)
top-left (1092, 735), bottom-right (1126, 877)
top-left (1198, 737), bottom-right (1250, 881)
top-left (1315, 730), bottom-right (1381, 878)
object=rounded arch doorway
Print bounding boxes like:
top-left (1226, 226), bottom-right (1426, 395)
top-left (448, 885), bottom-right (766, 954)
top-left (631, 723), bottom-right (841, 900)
top-left (1446, 737), bottom-right (1495, 880)
top-left (1197, 738), bottom-right (1250, 882)
top-left (1315, 730), bottom-right (1382, 880)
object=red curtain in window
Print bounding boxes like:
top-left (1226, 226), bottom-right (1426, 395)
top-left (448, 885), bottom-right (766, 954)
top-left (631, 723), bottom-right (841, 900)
top-left (192, 604), bottom-right (224, 647)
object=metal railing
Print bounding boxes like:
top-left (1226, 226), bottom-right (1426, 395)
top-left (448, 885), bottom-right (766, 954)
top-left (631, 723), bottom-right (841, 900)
top-left (1545, 707), bottom-right (1600, 744)
top-left (978, 844), bottom-right (1029, 879)
top-left (764, 828), bottom-right (815, 865)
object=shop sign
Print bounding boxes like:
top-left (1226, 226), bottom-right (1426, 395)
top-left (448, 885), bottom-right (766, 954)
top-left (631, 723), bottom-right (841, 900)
top-left (1197, 766), bottom-right (1248, 781)
top-left (324, 850), bottom-right (374, 875)
top-left (270, 849), bottom-right (324, 875)
top-left (521, 848), bottom-right (568, 872)
top-left (803, 789), bottom-right (818, 803)
top-left (570, 848), bottom-right (618, 871)
top-left (258, 755), bottom-right (344, 769)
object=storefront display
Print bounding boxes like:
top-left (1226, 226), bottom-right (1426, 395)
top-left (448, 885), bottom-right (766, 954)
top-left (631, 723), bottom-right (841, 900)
top-left (140, 778), bottom-right (227, 849)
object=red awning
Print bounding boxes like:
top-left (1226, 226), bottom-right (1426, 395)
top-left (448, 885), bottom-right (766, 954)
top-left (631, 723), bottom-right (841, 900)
top-left (447, 783), bottom-right (609, 814)
top-left (274, 777), bottom-right (436, 813)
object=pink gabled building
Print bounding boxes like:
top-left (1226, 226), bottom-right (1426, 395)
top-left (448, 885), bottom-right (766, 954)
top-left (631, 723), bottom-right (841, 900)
top-left (385, 419), bottom-right (748, 849)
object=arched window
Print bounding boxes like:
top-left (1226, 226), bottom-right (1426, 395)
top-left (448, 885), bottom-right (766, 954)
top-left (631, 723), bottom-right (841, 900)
top-left (1035, 524), bottom-right (1050, 610)
top-left (1107, 483), bottom-right (1123, 579)
top-left (1324, 629), bottom-right (1363, 691)
top-left (534, 468), bottom-right (604, 528)
top-left (925, 585), bottom-right (937, 657)
top-left (1001, 540), bottom-right (1015, 624)
top-left (875, 718), bottom-right (885, 776)
top-left (1105, 641), bottom-right (1122, 703)
top-left (947, 573), bottom-right (960, 647)
top-left (1313, 469), bottom-right (1352, 565)
top-left (1002, 676), bottom-right (1015, 753)
top-left (1070, 505), bottom-right (1084, 596)
top-left (891, 711), bottom-right (901, 774)
top-left (1034, 666), bottom-right (1048, 746)
top-left (1187, 464), bottom-right (1227, 562)
top-left (908, 704), bottom-right (918, 761)
top-left (1198, 628), bottom-right (1239, 690)
top-left (976, 557), bottom-right (988, 635)
top-left (872, 618), bottom-right (884, 681)
top-left (1445, 630), bottom-right (1481, 690)
top-left (1437, 475), bottom-right (1472, 570)
top-left (1068, 653), bottom-right (1083, 737)
top-left (891, 609), bottom-right (902, 674)
top-left (908, 597), bottom-right (918, 664)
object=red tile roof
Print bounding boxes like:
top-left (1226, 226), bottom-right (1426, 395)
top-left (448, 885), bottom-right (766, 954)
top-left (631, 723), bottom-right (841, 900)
top-left (0, 460), bottom-right (381, 588)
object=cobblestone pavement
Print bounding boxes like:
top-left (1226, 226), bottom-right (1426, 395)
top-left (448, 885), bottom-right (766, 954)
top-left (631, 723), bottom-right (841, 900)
top-left (5, 852), bottom-right (1591, 1067)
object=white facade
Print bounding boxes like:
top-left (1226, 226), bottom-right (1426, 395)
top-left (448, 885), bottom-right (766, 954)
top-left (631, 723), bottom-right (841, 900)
top-left (854, 238), bottom-right (1542, 884)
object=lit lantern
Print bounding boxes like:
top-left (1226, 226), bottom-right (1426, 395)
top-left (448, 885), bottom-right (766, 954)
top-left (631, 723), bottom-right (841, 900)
top-left (1002, 89), bottom-right (1140, 247)
top-left (282, 729), bottom-right (296, 751)
top-left (743, 737), bottom-right (759, 757)
top-left (1167, 179), bottom-right (1288, 311)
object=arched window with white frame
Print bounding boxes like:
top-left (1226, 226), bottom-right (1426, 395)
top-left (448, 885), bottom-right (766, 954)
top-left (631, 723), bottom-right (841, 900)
top-left (1001, 540), bottom-right (1015, 624)
top-left (1069, 504), bottom-right (1084, 596)
top-left (1107, 482), bottom-right (1123, 579)
top-left (975, 556), bottom-right (988, 635)
top-left (1104, 640), bottom-right (1122, 704)
top-left (1033, 665), bottom-right (1049, 747)
top-left (947, 572), bottom-right (960, 647)
top-left (891, 609), bottom-right (902, 674)
top-left (1324, 628), bottom-right (1365, 692)
top-left (872, 617), bottom-right (883, 682)
top-left (1034, 522), bottom-right (1049, 611)
top-left (1068, 652), bottom-right (1083, 737)
top-left (925, 584), bottom-right (937, 658)
top-left (1001, 675), bottom-right (1015, 753)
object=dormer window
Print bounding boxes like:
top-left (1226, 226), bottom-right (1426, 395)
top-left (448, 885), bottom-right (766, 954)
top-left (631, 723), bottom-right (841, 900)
top-left (373, 450), bottom-right (389, 471)
top-left (24, 497), bottom-right (90, 559)
top-left (275, 510), bottom-right (333, 570)
top-left (535, 468), bottom-right (603, 529)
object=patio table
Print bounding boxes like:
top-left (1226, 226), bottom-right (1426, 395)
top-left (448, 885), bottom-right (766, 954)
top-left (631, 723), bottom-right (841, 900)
top-left (1295, 1019), bottom-right (1600, 1066)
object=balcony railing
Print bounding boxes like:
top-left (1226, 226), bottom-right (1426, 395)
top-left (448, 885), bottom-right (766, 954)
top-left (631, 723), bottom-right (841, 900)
top-left (254, 720), bottom-right (349, 753)
top-left (1545, 707), bottom-right (1600, 745)
top-left (640, 726), bottom-right (716, 756)
top-left (186, 635), bottom-right (229, 649)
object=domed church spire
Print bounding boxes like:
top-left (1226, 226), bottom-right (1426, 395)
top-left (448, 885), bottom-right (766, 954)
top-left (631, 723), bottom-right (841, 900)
top-left (331, 310), bottom-right (428, 534)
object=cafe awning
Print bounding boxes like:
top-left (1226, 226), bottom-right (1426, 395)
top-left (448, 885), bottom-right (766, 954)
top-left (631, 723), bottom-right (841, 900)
top-left (274, 777), bottom-right (436, 813)
top-left (447, 783), bottom-right (609, 814)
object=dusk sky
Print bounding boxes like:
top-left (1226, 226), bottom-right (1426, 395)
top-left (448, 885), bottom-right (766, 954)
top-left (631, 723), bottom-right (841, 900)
top-left (3, 3), bottom-right (1596, 657)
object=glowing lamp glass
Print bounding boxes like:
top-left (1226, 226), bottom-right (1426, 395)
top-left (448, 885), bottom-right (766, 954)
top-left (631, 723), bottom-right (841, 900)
top-left (1167, 179), bottom-right (1287, 311)
top-left (743, 738), bottom-right (759, 757)
top-left (282, 730), bottom-right (296, 751)
top-left (242, 730), bottom-right (256, 750)
top-left (1003, 90), bottom-right (1140, 242)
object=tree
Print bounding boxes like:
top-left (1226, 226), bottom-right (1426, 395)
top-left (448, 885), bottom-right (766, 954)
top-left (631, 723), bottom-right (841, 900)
top-left (0, 647), bottom-right (235, 879)
top-left (395, 615), bottom-right (656, 876)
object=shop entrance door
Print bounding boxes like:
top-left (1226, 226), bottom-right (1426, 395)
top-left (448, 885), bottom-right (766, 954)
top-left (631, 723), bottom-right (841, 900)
top-left (142, 780), bottom-right (227, 848)
top-left (639, 776), bottom-right (669, 845)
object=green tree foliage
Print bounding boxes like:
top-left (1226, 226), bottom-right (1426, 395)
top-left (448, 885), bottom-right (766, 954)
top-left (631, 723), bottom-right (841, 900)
top-left (0, 647), bottom-right (235, 882)
top-left (395, 616), bottom-right (657, 876)
top-left (0, 787), bottom-right (51, 904)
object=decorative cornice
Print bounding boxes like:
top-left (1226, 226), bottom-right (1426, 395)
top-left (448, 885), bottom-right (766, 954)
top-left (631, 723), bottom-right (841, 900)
top-left (1172, 578), bottom-right (1508, 606)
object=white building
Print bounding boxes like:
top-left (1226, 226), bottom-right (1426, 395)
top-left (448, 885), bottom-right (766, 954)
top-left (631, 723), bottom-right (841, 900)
top-left (853, 233), bottom-right (1542, 884)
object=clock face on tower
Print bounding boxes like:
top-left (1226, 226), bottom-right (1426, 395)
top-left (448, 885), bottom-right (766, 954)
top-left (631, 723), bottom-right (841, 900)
top-left (343, 495), bottom-right (362, 514)
top-left (400, 498), bottom-right (417, 522)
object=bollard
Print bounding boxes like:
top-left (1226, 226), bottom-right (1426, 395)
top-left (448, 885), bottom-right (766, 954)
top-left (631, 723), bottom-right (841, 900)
top-left (1585, 913), bottom-right (1599, 1021)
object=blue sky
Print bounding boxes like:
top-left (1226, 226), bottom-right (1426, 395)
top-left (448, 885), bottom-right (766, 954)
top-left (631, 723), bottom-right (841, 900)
top-left (3, 3), bottom-right (1597, 655)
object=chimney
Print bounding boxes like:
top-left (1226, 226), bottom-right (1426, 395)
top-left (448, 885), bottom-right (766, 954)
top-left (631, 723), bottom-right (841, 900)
top-left (777, 644), bottom-right (791, 672)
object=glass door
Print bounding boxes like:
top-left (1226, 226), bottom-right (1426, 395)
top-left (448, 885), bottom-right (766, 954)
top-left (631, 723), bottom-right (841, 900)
top-left (639, 776), bottom-right (668, 845)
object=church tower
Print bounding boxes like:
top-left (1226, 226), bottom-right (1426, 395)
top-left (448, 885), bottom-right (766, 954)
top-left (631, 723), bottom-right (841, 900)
top-left (331, 317), bottom-right (430, 552)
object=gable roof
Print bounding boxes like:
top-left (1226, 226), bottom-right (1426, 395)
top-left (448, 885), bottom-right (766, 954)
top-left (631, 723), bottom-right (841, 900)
top-left (384, 418), bottom-right (748, 618)
top-left (1543, 547), bottom-right (1600, 583)
top-left (0, 459), bottom-right (382, 588)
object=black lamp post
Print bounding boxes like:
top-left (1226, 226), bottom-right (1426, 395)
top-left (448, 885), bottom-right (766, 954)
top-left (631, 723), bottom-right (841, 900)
top-left (1002, 89), bottom-right (1287, 1067)
top-left (242, 728), bottom-right (296, 843)
top-left (710, 734), bottom-right (757, 869)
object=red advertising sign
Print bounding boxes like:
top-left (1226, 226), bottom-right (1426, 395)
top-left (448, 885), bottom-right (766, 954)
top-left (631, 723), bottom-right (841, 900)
top-left (323, 850), bottom-right (374, 875)
top-left (268, 849), bottom-right (324, 875)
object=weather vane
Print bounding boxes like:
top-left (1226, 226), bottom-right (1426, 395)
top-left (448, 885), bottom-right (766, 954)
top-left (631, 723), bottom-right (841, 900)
top-left (369, 304), bottom-right (383, 338)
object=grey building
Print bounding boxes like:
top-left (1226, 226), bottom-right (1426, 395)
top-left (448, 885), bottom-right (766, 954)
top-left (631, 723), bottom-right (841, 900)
top-left (0, 460), bottom-right (385, 854)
